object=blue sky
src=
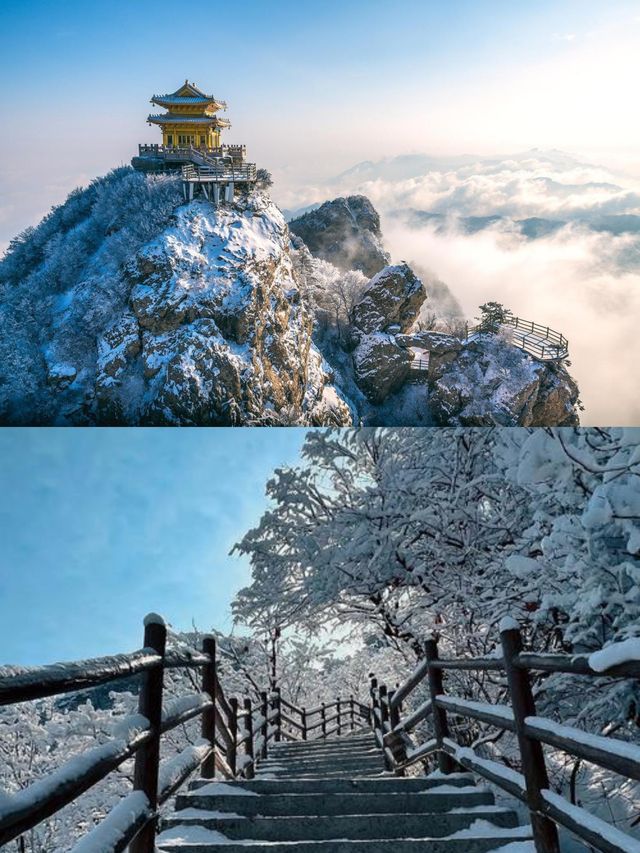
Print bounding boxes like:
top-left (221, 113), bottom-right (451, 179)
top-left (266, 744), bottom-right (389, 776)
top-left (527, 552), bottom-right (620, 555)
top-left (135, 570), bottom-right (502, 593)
top-left (0, 428), bottom-right (306, 666)
top-left (1, 0), bottom-right (639, 250)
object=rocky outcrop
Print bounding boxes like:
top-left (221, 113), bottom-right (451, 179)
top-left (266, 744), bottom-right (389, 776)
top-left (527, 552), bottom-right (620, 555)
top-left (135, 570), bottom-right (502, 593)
top-left (353, 333), bottom-right (412, 404)
top-left (93, 193), bottom-right (352, 425)
top-left (289, 195), bottom-right (390, 277)
top-left (349, 263), bottom-right (427, 403)
top-left (351, 264), bottom-right (426, 338)
top-left (0, 173), bottom-right (353, 426)
top-left (428, 335), bottom-right (580, 426)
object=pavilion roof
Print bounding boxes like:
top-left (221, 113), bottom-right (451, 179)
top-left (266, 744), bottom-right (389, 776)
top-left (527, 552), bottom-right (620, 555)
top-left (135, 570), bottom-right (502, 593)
top-left (151, 80), bottom-right (227, 109)
top-left (147, 113), bottom-right (231, 127)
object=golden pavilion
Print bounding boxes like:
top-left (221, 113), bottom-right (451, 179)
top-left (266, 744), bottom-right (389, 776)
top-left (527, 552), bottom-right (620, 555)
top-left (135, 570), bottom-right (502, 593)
top-left (133, 79), bottom-right (257, 203)
top-left (147, 80), bottom-right (231, 149)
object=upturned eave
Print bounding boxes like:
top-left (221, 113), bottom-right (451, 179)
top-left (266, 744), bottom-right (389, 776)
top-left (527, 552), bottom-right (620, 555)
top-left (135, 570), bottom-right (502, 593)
top-left (147, 114), bottom-right (232, 128)
top-left (150, 96), bottom-right (227, 110)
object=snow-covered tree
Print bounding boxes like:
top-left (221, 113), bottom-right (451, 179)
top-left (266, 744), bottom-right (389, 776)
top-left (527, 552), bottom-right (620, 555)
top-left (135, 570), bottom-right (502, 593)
top-left (233, 428), bottom-right (540, 659)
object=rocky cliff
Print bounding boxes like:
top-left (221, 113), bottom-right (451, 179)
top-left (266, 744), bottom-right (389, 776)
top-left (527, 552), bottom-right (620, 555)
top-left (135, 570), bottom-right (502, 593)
top-left (290, 208), bottom-right (581, 426)
top-left (289, 195), bottom-right (390, 277)
top-left (425, 334), bottom-right (580, 426)
top-left (0, 171), bottom-right (581, 427)
top-left (0, 170), bottom-right (351, 426)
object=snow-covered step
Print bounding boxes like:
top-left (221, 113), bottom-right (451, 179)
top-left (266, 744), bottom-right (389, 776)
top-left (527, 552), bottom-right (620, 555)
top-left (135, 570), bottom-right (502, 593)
top-left (159, 808), bottom-right (521, 841)
top-left (187, 773), bottom-right (476, 794)
top-left (266, 744), bottom-right (381, 759)
top-left (255, 758), bottom-right (387, 775)
top-left (176, 786), bottom-right (495, 816)
top-left (269, 732), bottom-right (376, 753)
top-left (156, 828), bottom-right (533, 853)
top-left (253, 769), bottom-right (390, 780)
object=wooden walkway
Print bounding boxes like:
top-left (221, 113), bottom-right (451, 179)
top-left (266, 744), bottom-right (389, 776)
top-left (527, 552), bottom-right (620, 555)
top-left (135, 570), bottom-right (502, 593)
top-left (0, 618), bottom-right (637, 853)
top-left (133, 143), bottom-right (258, 203)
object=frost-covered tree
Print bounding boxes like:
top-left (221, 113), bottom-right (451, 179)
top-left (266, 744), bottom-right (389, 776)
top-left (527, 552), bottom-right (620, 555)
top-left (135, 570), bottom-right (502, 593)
top-left (232, 426), bottom-right (640, 831)
top-left (0, 168), bottom-right (182, 423)
top-left (500, 428), bottom-right (640, 726)
top-left (476, 301), bottom-right (512, 331)
top-left (233, 428), bottom-right (539, 659)
top-left (233, 427), bottom-right (640, 719)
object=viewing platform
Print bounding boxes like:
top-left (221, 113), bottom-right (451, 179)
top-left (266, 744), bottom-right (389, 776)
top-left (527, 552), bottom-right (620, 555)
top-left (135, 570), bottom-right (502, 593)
top-left (401, 315), bottom-right (569, 379)
top-left (135, 143), bottom-right (248, 167)
top-left (465, 316), bottom-right (569, 361)
top-left (132, 146), bottom-right (258, 204)
top-left (181, 161), bottom-right (258, 202)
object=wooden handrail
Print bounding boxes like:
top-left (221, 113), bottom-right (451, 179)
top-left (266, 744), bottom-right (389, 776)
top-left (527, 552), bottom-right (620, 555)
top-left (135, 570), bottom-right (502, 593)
top-left (515, 651), bottom-right (640, 679)
top-left (0, 620), bottom-right (283, 851)
top-left (0, 727), bottom-right (153, 846)
top-left (367, 623), bottom-right (640, 853)
top-left (464, 315), bottom-right (569, 361)
top-left (389, 659), bottom-right (429, 709)
top-left (428, 656), bottom-right (505, 672)
top-left (281, 711), bottom-right (305, 731)
top-left (0, 649), bottom-right (162, 706)
top-left (161, 698), bottom-right (214, 734)
top-left (280, 696), bottom-right (304, 716)
top-left (164, 649), bottom-right (212, 669)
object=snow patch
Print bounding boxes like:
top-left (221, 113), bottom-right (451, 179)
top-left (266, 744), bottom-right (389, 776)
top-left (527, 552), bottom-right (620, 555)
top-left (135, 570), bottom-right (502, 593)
top-left (588, 638), bottom-right (640, 672)
top-left (69, 791), bottom-right (150, 853)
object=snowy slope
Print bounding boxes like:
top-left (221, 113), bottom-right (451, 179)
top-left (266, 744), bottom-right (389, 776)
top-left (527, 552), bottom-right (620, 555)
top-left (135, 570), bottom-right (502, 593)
top-left (0, 169), bottom-right (352, 426)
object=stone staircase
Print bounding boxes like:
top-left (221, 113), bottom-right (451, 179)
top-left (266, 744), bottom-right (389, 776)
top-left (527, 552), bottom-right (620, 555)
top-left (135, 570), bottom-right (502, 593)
top-left (156, 732), bottom-right (532, 852)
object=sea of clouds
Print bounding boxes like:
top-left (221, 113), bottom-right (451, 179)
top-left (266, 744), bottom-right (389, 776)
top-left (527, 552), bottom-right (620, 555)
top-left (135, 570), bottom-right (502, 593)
top-left (283, 150), bottom-right (640, 426)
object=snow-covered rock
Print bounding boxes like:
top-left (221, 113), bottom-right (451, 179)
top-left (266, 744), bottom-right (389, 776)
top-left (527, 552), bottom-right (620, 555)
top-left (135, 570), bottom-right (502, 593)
top-left (352, 332), bottom-right (412, 404)
top-left (0, 170), bottom-right (352, 426)
top-left (396, 330), bottom-right (462, 356)
top-left (100, 194), bottom-right (352, 425)
top-left (350, 263), bottom-right (427, 337)
top-left (288, 195), bottom-right (390, 277)
top-left (428, 335), bottom-right (580, 426)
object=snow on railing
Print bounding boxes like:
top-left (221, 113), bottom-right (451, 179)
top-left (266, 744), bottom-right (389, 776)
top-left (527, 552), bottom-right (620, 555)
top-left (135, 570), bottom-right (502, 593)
top-left (0, 618), bottom-right (370, 853)
top-left (369, 625), bottom-right (640, 853)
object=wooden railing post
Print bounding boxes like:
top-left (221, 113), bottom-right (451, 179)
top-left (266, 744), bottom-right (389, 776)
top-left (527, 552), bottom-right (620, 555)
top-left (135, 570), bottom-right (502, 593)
top-left (387, 689), bottom-right (407, 774)
top-left (336, 697), bottom-right (342, 736)
top-left (130, 614), bottom-right (167, 853)
top-left (200, 636), bottom-right (216, 778)
top-left (388, 689), bottom-right (400, 732)
top-left (379, 684), bottom-right (389, 733)
top-left (379, 684), bottom-right (392, 769)
top-left (260, 691), bottom-right (268, 759)
top-left (370, 676), bottom-right (381, 744)
top-left (501, 622), bottom-right (560, 853)
top-left (302, 706), bottom-right (308, 740)
top-left (228, 697), bottom-right (238, 776)
top-left (243, 697), bottom-right (255, 779)
top-left (350, 695), bottom-right (355, 731)
top-left (424, 637), bottom-right (456, 774)
top-left (321, 702), bottom-right (327, 738)
top-left (274, 687), bottom-right (282, 742)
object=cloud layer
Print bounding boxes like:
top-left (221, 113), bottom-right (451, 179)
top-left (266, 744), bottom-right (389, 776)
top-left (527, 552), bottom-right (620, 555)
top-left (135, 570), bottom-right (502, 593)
top-left (294, 150), bottom-right (640, 425)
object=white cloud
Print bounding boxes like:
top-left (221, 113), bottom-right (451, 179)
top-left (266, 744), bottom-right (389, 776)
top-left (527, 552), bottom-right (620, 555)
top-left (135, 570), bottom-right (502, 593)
top-left (382, 219), bottom-right (640, 426)
top-left (292, 149), bottom-right (640, 426)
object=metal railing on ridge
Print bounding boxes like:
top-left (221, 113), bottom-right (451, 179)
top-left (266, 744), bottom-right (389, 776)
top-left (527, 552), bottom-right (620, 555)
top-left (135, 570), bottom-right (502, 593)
top-left (465, 316), bottom-right (569, 361)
